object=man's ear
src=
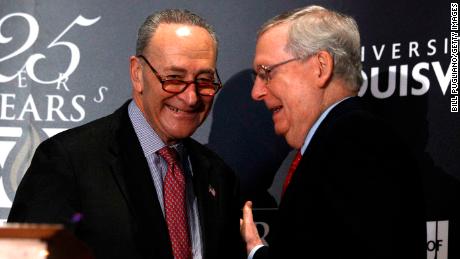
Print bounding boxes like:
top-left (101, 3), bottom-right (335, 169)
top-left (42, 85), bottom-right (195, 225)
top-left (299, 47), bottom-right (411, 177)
top-left (130, 56), bottom-right (144, 94)
top-left (314, 50), bottom-right (334, 88)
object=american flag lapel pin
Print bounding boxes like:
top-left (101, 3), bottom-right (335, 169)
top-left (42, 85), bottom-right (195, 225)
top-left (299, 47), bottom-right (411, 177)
top-left (208, 184), bottom-right (216, 198)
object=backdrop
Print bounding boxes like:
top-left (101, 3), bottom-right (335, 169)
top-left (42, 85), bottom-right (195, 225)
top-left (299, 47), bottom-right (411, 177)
top-left (0, 1), bottom-right (458, 258)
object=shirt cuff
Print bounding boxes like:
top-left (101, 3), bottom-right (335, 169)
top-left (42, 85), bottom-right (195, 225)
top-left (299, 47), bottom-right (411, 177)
top-left (248, 244), bottom-right (265, 259)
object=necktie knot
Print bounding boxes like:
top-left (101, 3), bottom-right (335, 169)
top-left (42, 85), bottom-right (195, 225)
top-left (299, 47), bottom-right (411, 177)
top-left (282, 150), bottom-right (302, 197)
top-left (157, 146), bottom-right (179, 166)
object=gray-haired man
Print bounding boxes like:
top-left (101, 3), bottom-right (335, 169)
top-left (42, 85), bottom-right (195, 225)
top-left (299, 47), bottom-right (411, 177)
top-left (240, 5), bottom-right (426, 259)
top-left (9, 9), bottom-right (242, 259)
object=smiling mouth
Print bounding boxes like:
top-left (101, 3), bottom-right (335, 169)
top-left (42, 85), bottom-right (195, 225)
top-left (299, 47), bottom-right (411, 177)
top-left (166, 104), bottom-right (195, 114)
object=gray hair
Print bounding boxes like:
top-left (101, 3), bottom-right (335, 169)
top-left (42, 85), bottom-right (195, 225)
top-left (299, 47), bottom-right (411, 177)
top-left (136, 9), bottom-right (218, 55)
top-left (258, 5), bottom-right (363, 91)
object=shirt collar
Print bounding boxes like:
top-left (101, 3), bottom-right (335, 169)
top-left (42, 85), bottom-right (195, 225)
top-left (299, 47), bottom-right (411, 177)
top-left (128, 100), bottom-right (184, 157)
top-left (300, 97), bottom-right (351, 155)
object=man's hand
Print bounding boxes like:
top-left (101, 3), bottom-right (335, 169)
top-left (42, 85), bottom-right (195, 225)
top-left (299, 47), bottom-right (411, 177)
top-left (240, 201), bottom-right (263, 255)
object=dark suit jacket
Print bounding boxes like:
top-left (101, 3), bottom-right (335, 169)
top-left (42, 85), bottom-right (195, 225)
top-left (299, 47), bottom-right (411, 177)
top-left (8, 101), bottom-right (242, 259)
top-left (254, 97), bottom-right (426, 259)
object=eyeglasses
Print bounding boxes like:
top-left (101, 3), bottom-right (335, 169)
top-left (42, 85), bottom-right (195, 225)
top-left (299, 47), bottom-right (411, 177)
top-left (137, 55), bottom-right (222, 96)
top-left (253, 57), bottom-right (300, 84)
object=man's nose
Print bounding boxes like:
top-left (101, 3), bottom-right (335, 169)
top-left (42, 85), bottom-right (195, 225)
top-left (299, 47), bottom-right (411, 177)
top-left (251, 77), bottom-right (267, 101)
top-left (180, 83), bottom-right (199, 105)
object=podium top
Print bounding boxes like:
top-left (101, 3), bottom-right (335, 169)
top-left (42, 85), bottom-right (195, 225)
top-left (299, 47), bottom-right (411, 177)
top-left (0, 223), bottom-right (63, 239)
top-left (0, 223), bottom-right (94, 259)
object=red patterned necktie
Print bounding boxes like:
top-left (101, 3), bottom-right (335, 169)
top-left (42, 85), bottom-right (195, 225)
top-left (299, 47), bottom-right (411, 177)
top-left (157, 146), bottom-right (192, 259)
top-left (281, 150), bottom-right (302, 197)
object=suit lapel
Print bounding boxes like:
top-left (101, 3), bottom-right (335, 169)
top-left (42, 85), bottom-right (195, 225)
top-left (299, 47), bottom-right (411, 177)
top-left (108, 102), bottom-right (173, 259)
top-left (282, 97), bottom-right (362, 202)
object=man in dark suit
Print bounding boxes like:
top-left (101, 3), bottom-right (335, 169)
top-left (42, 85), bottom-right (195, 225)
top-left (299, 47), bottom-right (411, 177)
top-left (8, 9), bottom-right (241, 259)
top-left (240, 5), bottom-right (426, 259)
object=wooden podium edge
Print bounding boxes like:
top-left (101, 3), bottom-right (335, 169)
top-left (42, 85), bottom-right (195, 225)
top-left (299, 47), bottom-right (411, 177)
top-left (0, 223), bottom-right (64, 239)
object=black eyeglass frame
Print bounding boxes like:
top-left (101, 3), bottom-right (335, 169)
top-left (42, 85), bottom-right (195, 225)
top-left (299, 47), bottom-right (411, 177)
top-left (254, 57), bottom-right (301, 84)
top-left (137, 55), bottom-right (222, 96)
